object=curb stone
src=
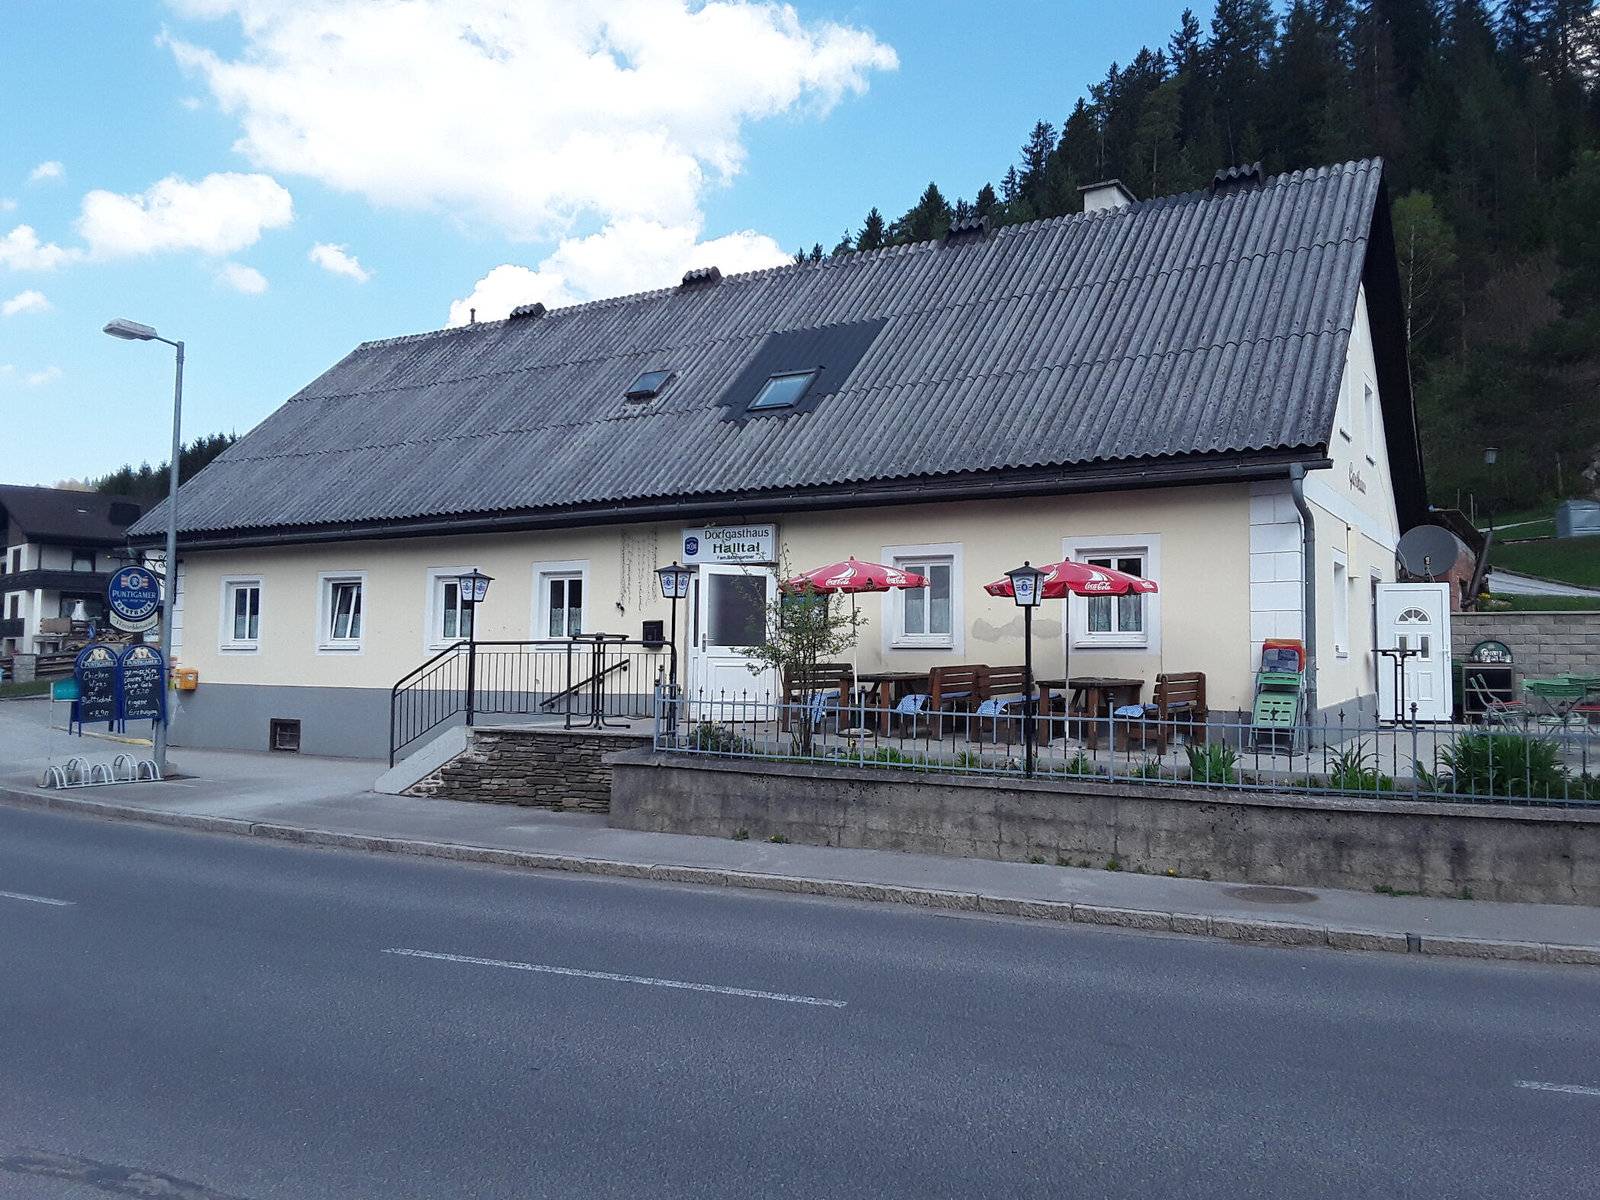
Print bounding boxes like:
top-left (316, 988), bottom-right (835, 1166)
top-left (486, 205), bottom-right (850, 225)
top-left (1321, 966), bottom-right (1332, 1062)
top-left (1, 784), bottom-right (1593, 967)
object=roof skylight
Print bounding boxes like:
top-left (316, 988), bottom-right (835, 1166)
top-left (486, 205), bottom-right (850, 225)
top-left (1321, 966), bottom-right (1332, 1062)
top-left (625, 370), bottom-right (675, 401)
top-left (748, 369), bottom-right (818, 411)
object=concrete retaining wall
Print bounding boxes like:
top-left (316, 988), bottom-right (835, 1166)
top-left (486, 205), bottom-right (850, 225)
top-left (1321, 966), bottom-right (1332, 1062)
top-left (410, 727), bottom-right (650, 811)
top-left (610, 751), bottom-right (1600, 904)
top-left (1453, 610), bottom-right (1600, 678)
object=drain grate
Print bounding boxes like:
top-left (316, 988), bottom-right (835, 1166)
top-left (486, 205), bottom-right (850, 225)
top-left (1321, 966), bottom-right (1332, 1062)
top-left (1224, 885), bottom-right (1318, 904)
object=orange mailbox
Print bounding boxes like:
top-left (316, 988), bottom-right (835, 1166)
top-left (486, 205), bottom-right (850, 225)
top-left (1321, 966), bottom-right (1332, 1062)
top-left (173, 668), bottom-right (199, 691)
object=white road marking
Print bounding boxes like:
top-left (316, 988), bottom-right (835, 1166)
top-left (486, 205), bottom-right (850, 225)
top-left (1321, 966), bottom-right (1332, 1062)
top-left (384, 947), bottom-right (847, 1008)
top-left (0, 889), bottom-right (73, 907)
top-left (1515, 1080), bottom-right (1600, 1097)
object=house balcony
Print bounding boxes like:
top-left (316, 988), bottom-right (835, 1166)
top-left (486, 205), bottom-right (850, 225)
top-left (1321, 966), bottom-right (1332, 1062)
top-left (0, 569), bottom-right (114, 595)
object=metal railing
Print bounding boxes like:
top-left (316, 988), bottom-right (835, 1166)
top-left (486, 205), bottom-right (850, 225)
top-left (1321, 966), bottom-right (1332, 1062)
top-left (653, 689), bottom-right (1600, 807)
top-left (389, 635), bottom-right (670, 765)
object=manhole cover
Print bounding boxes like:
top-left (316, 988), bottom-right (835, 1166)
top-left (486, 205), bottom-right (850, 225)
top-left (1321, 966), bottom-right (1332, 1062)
top-left (1224, 886), bottom-right (1318, 905)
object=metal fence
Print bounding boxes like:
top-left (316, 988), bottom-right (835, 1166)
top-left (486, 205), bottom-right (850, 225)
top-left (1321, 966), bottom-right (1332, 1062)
top-left (653, 689), bottom-right (1600, 807)
top-left (390, 636), bottom-right (670, 765)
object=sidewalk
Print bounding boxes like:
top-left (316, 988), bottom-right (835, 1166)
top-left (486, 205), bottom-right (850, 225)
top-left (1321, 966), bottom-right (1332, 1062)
top-left (3, 695), bottom-right (1598, 965)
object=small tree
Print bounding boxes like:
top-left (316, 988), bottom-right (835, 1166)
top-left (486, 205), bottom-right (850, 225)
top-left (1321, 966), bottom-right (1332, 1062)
top-left (742, 566), bottom-right (862, 756)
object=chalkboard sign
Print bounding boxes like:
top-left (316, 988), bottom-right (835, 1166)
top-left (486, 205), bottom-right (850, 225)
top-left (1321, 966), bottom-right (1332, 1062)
top-left (119, 644), bottom-right (165, 723)
top-left (74, 644), bottom-right (119, 725)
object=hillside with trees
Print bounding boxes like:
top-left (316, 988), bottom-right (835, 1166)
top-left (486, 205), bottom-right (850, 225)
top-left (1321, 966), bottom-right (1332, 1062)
top-left (91, 432), bottom-right (237, 501)
top-left (802, 2), bottom-right (1600, 513)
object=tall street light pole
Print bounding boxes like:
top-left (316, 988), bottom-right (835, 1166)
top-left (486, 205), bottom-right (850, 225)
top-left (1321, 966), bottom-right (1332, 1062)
top-left (104, 318), bottom-right (182, 777)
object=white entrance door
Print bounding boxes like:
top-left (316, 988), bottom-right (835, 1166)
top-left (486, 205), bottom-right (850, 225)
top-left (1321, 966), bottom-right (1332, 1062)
top-left (689, 565), bottom-right (777, 705)
top-left (1375, 582), bottom-right (1452, 722)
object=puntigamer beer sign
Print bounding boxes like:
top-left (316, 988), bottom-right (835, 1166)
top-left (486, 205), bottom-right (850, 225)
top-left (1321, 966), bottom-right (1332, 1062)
top-left (681, 523), bottom-right (775, 565)
top-left (107, 566), bottom-right (161, 633)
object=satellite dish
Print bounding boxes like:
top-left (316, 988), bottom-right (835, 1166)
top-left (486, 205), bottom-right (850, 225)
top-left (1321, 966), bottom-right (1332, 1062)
top-left (1396, 525), bottom-right (1470, 579)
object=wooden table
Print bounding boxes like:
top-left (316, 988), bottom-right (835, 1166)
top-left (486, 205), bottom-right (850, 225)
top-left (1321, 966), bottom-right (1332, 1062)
top-left (1036, 676), bottom-right (1144, 749)
top-left (856, 670), bottom-right (931, 735)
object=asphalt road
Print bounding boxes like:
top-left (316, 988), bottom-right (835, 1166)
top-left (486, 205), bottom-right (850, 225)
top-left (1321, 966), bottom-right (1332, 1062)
top-left (2, 806), bottom-right (1597, 1200)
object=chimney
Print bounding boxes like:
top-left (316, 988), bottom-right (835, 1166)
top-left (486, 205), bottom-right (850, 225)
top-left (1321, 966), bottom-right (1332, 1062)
top-left (1078, 179), bottom-right (1136, 214)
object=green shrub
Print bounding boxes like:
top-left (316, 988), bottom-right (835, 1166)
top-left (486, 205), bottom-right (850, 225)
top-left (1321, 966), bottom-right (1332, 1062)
top-left (1186, 741), bottom-right (1238, 784)
top-left (1060, 751), bottom-right (1095, 776)
top-left (1128, 757), bottom-right (1168, 780)
top-left (1424, 732), bottom-right (1573, 800)
top-left (692, 722), bottom-right (754, 755)
top-left (1323, 742), bottom-right (1395, 793)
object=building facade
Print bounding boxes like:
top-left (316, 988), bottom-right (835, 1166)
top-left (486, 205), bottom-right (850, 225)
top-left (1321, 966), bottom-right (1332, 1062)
top-left (131, 160), bottom-right (1425, 759)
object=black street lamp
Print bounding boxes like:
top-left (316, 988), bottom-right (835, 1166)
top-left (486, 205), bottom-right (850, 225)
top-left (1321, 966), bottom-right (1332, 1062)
top-left (456, 569), bottom-right (493, 727)
top-left (656, 561), bottom-right (694, 729)
top-left (103, 318), bottom-right (183, 778)
top-left (1483, 446), bottom-right (1499, 535)
top-left (1006, 561), bottom-right (1046, 778)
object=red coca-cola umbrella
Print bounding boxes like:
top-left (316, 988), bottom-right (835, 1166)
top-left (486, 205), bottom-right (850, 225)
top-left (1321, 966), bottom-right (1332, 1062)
top-left (788, 558), bottom-right (928, 727)
top-left (788, 557), bottom-right (927, 594)
top-left (984, 559), bottom-right (1158, 601)
top-left (986, 559), bottom-right (1158, 727)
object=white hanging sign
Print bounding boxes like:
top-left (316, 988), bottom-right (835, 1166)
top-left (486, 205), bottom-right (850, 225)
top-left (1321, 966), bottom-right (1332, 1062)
top-left (681, 523), bottom-right (776, 564)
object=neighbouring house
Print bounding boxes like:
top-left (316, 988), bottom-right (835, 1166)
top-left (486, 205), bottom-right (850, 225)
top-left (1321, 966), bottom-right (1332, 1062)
top-left (1, 485), bottom-right (145, 658)
top-left (129, 158), bottom-right (1425, 759)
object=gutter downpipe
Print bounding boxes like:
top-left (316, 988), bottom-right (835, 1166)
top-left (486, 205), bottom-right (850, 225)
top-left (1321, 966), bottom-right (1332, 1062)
top-left (1288, 463), bottom-right (1318, 739)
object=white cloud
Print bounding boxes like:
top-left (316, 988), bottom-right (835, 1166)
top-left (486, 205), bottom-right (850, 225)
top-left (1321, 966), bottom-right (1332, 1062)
top-left (216, 261), bottom-right (269, 292)
top-left (309, 241), bottom-right (370, 281)
top-left (25, 366), bottom-right (61, 386)
top-left (447, 218), bottom-right (791, 324)
top-left (77, 172), bottom-right (293, 259)
top-left (0, 224), bottom-right (80, 271)
top-left (28, 161), bottom-right (64, 184)
top-left (0, 198), bottom-right (15, 212)
top-left (2, 290), bottom-right (51, 316)
top-left (166, 0), bottom-right (895, 242)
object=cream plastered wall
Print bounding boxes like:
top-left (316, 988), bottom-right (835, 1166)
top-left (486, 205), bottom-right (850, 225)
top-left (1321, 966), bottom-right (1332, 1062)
top-left (180, 482), bottom-right (1260, 709)
top-left (1306, 284), bottom-right (1402, 709)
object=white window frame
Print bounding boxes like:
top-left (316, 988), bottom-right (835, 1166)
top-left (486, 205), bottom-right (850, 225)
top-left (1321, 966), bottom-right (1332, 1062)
top-left (219, 576), bottom-right (263, 653)
top-left (881, 542), bottom-right (963, 653)
top-left (532, 560), bottom-right (588, 640)
top-left (424, 566), bottom-right (476, 652)
top-left (1336, 367), bottom-right (1352, 442)
top-left (317, 571), bottom-right (366, 654)
top-left (1331, 552), bottom-right (1349, 658)
top-left (1063, 534), bottom-right (1161, 652)
top-left (1363, 379), bottom-right (1378, 464)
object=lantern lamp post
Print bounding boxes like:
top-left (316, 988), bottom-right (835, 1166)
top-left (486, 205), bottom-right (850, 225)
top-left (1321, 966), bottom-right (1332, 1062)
top-left (655, 561), bottom-right (693, 730)
top-left (456, 569), bottom-right (493, 727)
top-left (1006, 561), bottom-right (1046, 778)
top-left (103, 318), bottom-right (183, 778)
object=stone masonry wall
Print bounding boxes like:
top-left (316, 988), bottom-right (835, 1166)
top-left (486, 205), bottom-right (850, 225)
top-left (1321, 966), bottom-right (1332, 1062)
top-left (1452, 610), bottom-right (1600, 678)
top-left (611, 751), bottom-right (1600, 905)
top-left (408, 728), bottom-right (650, 811)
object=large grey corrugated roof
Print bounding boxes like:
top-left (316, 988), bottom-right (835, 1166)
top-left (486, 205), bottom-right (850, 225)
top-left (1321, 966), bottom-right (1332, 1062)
top-left (134, 159), bottom-right (1402, 543)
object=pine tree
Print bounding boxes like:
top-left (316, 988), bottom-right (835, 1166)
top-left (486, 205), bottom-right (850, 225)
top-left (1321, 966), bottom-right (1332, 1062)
top-left (856, 208), bottom-right (886, 252)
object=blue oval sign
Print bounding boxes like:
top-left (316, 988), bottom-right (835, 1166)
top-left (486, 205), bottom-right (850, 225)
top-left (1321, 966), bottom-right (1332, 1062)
top-left (107, 566), bottom-right (161, 622)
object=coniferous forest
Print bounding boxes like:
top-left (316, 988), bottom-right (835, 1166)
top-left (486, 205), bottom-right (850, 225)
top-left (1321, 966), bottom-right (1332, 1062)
top-left (800, 2), bottom-right (1600, 514)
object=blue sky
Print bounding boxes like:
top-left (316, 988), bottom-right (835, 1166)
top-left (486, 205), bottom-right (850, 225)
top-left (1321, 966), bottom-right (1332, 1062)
top-left (0, 1), bottom-right (1198, 488)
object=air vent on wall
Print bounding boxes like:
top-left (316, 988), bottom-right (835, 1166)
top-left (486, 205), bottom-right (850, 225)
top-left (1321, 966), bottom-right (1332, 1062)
top-left (509, 302), bottom-right (547, 320)
top-left (680, 266), bottom-right (721, 288)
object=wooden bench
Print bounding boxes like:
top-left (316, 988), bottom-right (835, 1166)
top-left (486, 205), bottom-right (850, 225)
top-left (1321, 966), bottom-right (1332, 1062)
top-left (974, 665), bottom-right (1030, 742)
top-left (781, 662), bottom-right (855, 732)
top-left (1117, 672), bottom-right (1208, 753)
top-left (894, 664), bottom-right (984, 738)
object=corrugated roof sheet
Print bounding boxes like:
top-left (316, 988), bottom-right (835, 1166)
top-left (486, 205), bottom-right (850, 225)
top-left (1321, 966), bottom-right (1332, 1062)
top-left (133, 159), bottom-right (1385, 540)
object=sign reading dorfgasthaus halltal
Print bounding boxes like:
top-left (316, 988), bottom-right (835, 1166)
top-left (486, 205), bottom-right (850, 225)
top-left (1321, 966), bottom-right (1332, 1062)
top-left (681, 523), bottom-right (776, 564)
